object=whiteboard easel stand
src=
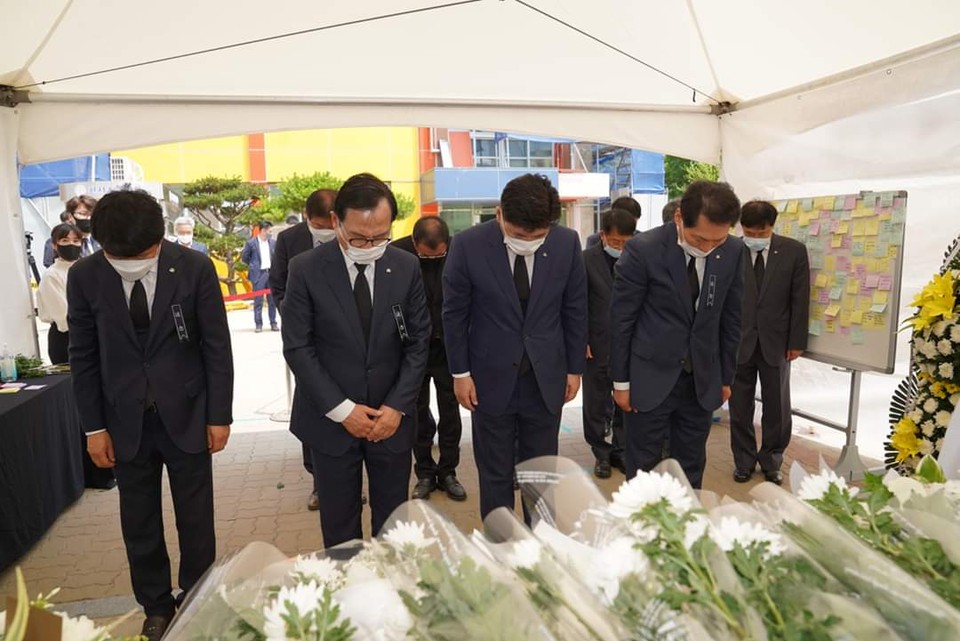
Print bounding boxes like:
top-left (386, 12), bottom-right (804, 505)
top-left (789, 367), bottom-right (868, 481)
top-left (270, 364), bottom-right (294, 423)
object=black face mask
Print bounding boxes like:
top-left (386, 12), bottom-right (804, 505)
top-left (75, 218), bottom-right (92, 233)
top-left (56, 244), bottom-right (82, 262)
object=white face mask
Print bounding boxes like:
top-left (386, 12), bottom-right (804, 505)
top-left (106, 253), bottom-right (159, 282)
top-left (177, 232), bottom-right (193, 245)
top-left (677, 220), bottom-right (714, 259)
top-left (501, 223), bottom-right (546, 256)
top-left (338, 226), bottom-right (387, 265)
top-left (742, 236), bottom-right (771, 253)
top-left (310, 227), bottom-right (337, 246)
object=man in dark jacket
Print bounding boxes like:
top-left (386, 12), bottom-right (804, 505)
top-left (394, 217), bottom-right (466, 501)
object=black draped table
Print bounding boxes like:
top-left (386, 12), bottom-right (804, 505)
top-left (0, 374), bottom-right (86, 572)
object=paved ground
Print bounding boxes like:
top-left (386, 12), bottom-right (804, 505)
top-left (7, 309), bottom-right (871, 634)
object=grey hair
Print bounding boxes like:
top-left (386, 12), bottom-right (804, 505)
top-left (174, 216), bottom-right (196, 229)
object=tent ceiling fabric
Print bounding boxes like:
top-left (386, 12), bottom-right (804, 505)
top-left (3, 0), bottom-right (960, 163)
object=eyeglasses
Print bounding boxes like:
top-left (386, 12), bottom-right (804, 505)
top-left (346, 236), bottom-right (391, 248)
top-left (418, 253), bottom-right (447, 260)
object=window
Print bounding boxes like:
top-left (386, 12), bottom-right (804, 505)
top-left (473, 138), bottom-right (498, 167)
top-left (507, 140), bottom-right (554, 168)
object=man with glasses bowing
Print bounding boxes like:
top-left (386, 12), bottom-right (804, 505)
top-left (281, 173), bottom-right (429, 548)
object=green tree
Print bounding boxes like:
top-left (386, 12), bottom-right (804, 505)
top-left (182, 176), bottom-right (267, 295)
top-left (395, 191), bottom-right (417, 220)
top-left (664, 156), bottom-right (720, 199)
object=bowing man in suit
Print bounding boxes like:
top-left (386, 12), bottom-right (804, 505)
top-left (271, 189), bottom-right (338, 312)
top-left (282, 173), bottom-right (429, 548)
top-left (241, 221), bottom-right (278, 332)
top-left (729, 200), bottom-right (810, 485)
top-left (585, 196), bottom-right (641, 248)
top-left (67, 189), bottom-right (233, 641)
top-left (582, 208), bottom-right (636, 479)
top-left (271, 188), bottom-right (338, 511)
top-left (611, 181), bottom-right (744, 489)
top-left (443, 173), bottom-right (588, 520)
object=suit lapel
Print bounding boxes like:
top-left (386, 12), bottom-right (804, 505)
top-left (323, 247), bottom-right (367, 355)
top-left (99, 255), bottom-right (140, 347)
top-left (370, 251), bottom-right (397, 363)
top-left (758, 235), bottom-right (782, 301)
top-left (663, 225), bottom-right (694, 322)
top-left (146, 242), bottom-right (185, 351)
top-left (526, 229), bottom-right (561, 319)
top-left (485, 227), bottom-right (523, 320)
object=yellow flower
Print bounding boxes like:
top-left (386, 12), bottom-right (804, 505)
top-left (909, 272), bottom-right (956, 330)
top-left (891, 417), bottom-right (922, 463)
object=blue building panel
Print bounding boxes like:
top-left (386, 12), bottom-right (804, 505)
top-left (20, 155), bottom-right (111, 198)
top-left (425, 168), bottom-right (560, 203)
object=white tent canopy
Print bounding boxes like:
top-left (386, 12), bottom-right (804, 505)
top-left (3, 0), bottom-right (960, 459)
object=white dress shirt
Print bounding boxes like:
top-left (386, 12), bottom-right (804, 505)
top-left (36, 259), bottom-right (73, 332)
top-left (752, 246), bottom-right (770, 267)
top-left (325, 245), bottom-right (378, 423)
top-left (258, 237), bottom-right (272, 270)
top-left (452, 247), bottom-right (537, 379)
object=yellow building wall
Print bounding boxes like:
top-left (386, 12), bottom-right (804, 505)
top-left (114, 136), bottom-right (249, 183)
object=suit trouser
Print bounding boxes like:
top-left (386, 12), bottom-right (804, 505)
top-left (311, 438), bottom-right (411, 548)
top-left (251, 272), bottom-right (277, 327)
top-left (624, 371), bottom-right (712, 488)
top-left (472, 369), bottom-right (561, 520)
top-left (414, 343), bottom-right (463, 480)
top-left (581, 357), bottom-right (624, 463)
top-left (729, 345), bottom-right (793, 473)
top-left (113, 410), bottom-right (215, 617)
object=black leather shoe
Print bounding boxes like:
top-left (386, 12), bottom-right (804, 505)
top-left (307, 490), bottom-right (320, 511)
top-left (141, 615), bottom-right (172, 641)
top-left (271, 324), bottom-right (280, 331)
top-left (609, 455), bottom-right (626, 475)
top-left (733, 469), bottom-right (753, 483)
top-left (412, 477), bottom-right (436, 500)
top-left (594, 459), bottom-right (612, 479)
top-left (764, 470), bottom-right (783, 485)
top-left (438, 474), bottom-right (467, 501)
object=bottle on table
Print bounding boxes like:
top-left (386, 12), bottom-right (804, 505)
top-left (0, 344), bottom-right (18, 383)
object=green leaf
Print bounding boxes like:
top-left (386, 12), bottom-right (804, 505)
top-left (915, 454), bottom-right (947, 484)
top-left (6, 568), bottom-right (31, 641)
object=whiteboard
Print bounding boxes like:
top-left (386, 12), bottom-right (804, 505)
top-left (771, 191), bottom-right (907, 374)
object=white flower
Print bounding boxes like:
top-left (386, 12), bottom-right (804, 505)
top-left (951, 393), bottom-right (960, 406)
top-left (263, 581), bottom-right (325, 641)
top-left (922, 420), bottom-right (937, 437)
top-left (58, 613), bottom-right (106, 641)
top-left (920, 341), bottom-right (940, 359)
top-left (883, 472), bottom-right (926, 503)
top-left (936, 438), bottom-right (945, 451)
top-left (919, 439), bottom-right (935, 455)
top-left (924, 398), bottom-right (939, 414)
top-left (506, 539), bottom-right (542, 570)
top-left (796, 468), bottom-right (858, 501)
top-left (936, 410), bottom-right (953, 427)
top-left (293, 554), bottom-right (343, 589)
top-left (939, 340), bottom-right (954, 356)
top-left (382, 521), bottom-right (436, 553)
top-left (951, 325), bottom-right (960, 343)
top-left (909, 407), bottom-right (925, 423)
top-left (933, 321), bottom-right (948, 337)
top-left (343, 552), bottom-right (380, 585)
top-left (608, 471), bottom-right (693, 519)
top-left (683, 514), bottom-right (710, 550)
top-left (939, 363), bottom-right (955, 379)
top-left (709, 517), bottom-right (786, 559)
top-left (587, 536), bottom-right (648, 605)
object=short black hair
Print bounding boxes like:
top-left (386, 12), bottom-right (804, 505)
top-left (259, 220), bottom-right (273, 229)
top-left (51, 223), bottom-right (81, 244)
top-left (59, 210), bottom-right (73, 222)
top-left (679, 181), bottom-right (741, 228)
top-left (500, 174), bottom-right (561, 232)
top-left (662, 199), bottom-right (680, 223)
top-left (305, 188), bottom-right (338, 220)
top-left (334, 173), bottom-right (398, 221)
top-left (740, 200), bottom-right (779, 228)
top-left (610, 196), bottom-right (642, 221)
top-left (91, 189), bottom-right (165, 257)
top-left (412, 217), bottom-right (450, 250)
top-left (66, 195), bottom-right (97, 215)
top-left (600, 208), bottom-right (637, 235)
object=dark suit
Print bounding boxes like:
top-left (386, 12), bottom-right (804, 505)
top-left (610, 222), bottom-right (743, 488)
top-left (67, 240), bottom-right (233, 617)
top-left (443, 220), bottom-right (587, 518)
top-left (581, 243), bottom-right (623, 463)
top-left (393, 235), bottom-right (463, 481)
top-left (729, 234), bottom-right (810, 474)
top-left (282, 242), bottom-right (429, 547)
top-left (43, 238), bottom-right (56, 268)
top-left (271, 222), bottom-right (313, 312)
top-left (241, 235), bottom-right (277, 327)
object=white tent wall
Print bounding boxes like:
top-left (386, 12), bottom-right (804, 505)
top-left (0, 109), bottom-right (40, 358)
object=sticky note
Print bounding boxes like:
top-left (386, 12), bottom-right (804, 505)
top-left (877, 209), bottom-right (892, 221)
top-left (841, 327), bottom-right (851, 336)
top-left (824, 304), bottom-right (841, 317)
top-left (0, 388), bottom-right (19, 394)
top-left (1, 382), bottom-right (26, 388)
top-left (852, 328), bottom-right (865, 345)
top-left (847, 280), bottom-right (861, 295)
top-left (831, 235), bottom-right (843, 248)
top-left (829, 287), bottom-right (843, 300)
top-left (786, 200), bottom-right (799, 213)
top-left (888, 246), bottom-right (898, 259)
top-left (817, 289), bottom-right (830, 304)
top-left (844, 196), bottom-right (857, 209)
top-left (809, 320), bottom-right (822, 336)
top-left (864, 240), bottom-right (877, 256)
top-left (838, 222), bottom-right (850, 234)
top-left (836, 257), bottom-right (850, 272)
top-left (850, 310), bottom-right (864, 324)
top-left (871, 303), bottom-right (887, 313)
top-left (776, 200), bottom-right (788, 213)
top-left (815, 274), bottom-right (829, 287)
top-left (834, 197), bottom-right (846, 210)
top-left (801, 198), bottom-right (814, 211)
top-left (24, 384), bottom-right (46, 390)
top-left (841, 311), bottom-right (853, 327)
top-left (865, 220), bottom-right (880, 236)
top-left (874, 241), bottom-right (889, 258)
top-left (809, 221), bottom-right (821, 236)
top-left (809, 253), bottom-right (825, 270)
top-left (852, 221), bottom-right (866, 237)
top-left (852, 241), bottom-right (864, 257)
top-left (879, 192), bottom-right (895, 207)
top-left (824, 255), bottom-right (837, 272)
top-left (873, 291), bottom-right (888, 304)
top-left (878, 276), bottom-right (892, 291)
top-left (865, 275), bottom-right (880, 288)
top-left (825, 320), bottom-right (837, 333)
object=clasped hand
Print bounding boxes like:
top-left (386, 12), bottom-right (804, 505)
top-left (342, 404), bottom-right (401, 443)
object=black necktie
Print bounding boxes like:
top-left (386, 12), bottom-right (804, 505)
top-left (754, 251), bottom-right (765, 292)
top-left (687, 256), bottom-right (700, 312)
top-left (354, 264), bottom-right (372, 345)
top-left (130, 280), bottom-right (150, 330)
top-left (514, 254), bottom-right (530, 315)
